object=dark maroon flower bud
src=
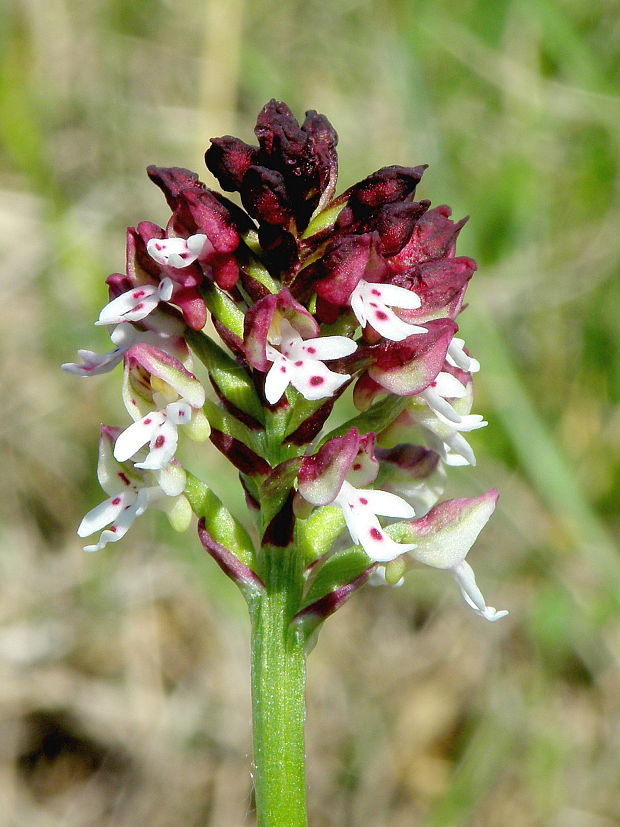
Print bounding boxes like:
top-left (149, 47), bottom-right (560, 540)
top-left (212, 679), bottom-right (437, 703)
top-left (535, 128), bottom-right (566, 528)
top-left (314, 232), bottom-right (388, 306)
top-left (241, 165), bottom-right (294, 227)
top-left (389, 205), bottom-right (468, 271)
top-left (205, 136), bottom-right (259, 192)
top-left (345, 165), bottom-right (427, 213)
top-left (255, 99), bottom-right (309, 173)
top-left (301, 109), bottom-right (338, 203)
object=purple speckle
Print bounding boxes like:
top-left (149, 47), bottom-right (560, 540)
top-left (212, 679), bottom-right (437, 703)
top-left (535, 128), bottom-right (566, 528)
top-left (144, 418), bottom-right (152, 425)
top-left (359, 497), bottom-right (368, 505)
top-left (309, 376), bottom-right (324, 386)
top-left (118, 472), bottom-right (130, 486)
top-left (294, 360), bottom-right (303, 367)
top-left (375, 310), bottom-right (388, 321)
top-left (111, 497), bottom-right (121, 506)
top-left (154, 435), bottom-right (165, 449)
top-left (371, 288), bottom-right (381, 296)
top-left (132, 290), bottom-right (146, 299)
top-left (306, 346), bottom-right (316, 354)
top-left (369, 527), bottom-right (383, 540)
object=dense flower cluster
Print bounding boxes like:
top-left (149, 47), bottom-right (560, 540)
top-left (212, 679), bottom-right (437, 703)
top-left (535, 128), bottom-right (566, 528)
top-left (64, 100), bottom-right (506, 622)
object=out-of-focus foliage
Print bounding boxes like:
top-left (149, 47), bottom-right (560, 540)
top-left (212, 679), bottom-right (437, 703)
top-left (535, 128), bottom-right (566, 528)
top-left (1, 0), bottom-right (619, 824)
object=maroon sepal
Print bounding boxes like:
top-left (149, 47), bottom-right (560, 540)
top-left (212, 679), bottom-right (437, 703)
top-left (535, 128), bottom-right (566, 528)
top-left (197, 518), bottom-right (265, 595)
top-left (390, 257), bottom-right (476, 322)
top-left (209, 430), bottom-right (271, 477)
top-left (375, 200), bottom-right (432, 256)
top-left (301, 109), bottom-right (338, 204)
top-left (241, 165), bottom-right (294, 227)
top-left (366, 318), bottom-right (457, 396)
top-left (389, 205), bottom-right (468, 271)
top-left (297, 428), bottom-right (360, 506)
top-left (292, 568), bottom-right (375, 634)
top-left (146, 165), bottom-right (205, 210)
top-left (262, 490), bottom-right (296, 547)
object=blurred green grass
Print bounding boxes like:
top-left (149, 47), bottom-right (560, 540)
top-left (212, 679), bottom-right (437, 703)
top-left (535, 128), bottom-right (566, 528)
top-left (1, 0), bottom-right (619, 824)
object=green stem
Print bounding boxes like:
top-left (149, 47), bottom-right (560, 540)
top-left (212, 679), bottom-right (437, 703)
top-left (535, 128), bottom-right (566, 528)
top-left (250, 546), bottom-right (308, 827)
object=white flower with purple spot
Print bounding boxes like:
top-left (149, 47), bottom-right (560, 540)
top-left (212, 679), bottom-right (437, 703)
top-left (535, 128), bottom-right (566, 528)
top-left (333, 480), bottom-right (418, 563)
top-left (113, 401), bottom-right (192, 471)
top-left (96, 278), bottom-right (174, 326)
top-left (77, 427), bottom-right (189, 553)
top-left (264, 319), bottom-right (357, 405)
top-left (146, 234), bottom-right (207, 268)
top-left (349, 279), bottom-right (426, 341)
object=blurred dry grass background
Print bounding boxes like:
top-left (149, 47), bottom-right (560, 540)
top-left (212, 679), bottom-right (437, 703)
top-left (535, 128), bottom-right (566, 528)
top-left (1, 0), bottom-right (620, 824)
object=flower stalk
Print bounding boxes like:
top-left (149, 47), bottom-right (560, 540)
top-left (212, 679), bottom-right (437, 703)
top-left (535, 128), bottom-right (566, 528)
top-left (64, 99), bottom-right (507, 825)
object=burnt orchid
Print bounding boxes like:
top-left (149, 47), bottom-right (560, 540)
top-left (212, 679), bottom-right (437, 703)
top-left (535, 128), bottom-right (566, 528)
top-left (64, 100), bottom-right (506, 826)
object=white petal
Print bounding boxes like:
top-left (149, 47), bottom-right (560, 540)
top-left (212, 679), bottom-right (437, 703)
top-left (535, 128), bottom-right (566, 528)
top-left (82, 489), bottom-right (149, 552)
top-left (350, 283), bottom-right (367, 328)
top-left (135, 418), bottom-right (179, 470)
top-left (356, 488), bottom-right (415, 519)
top-left (113, 412), bottom-right (165, 462)
top-left (166, 401), bottom-right (193, 425)
top-left (452, 560), bottom-right (508, 621)
top-left (368, 282), bottom-right (422, 310)
top-left (61, 347), bottom-right (124, 376)
top-left (78, 491), bottom-right (136, 537)
top-left (147, 237), bottom-right (201, 268)
top-left (447, 338), bottom-right (480, 373)
top-left (444, 432), bottom-right (477, 466)
top-left (187, 233), bottom-right (208, 254)
top-left (109, 322), bottom-right (139, 348)
top-left (95, 284), bottom-right (162, 326)
top-left (365, 302), bottom-right (427, 341)
top-left (420, 387), bottom-right (462, 423)
top-left (264, 358), bottom-right (292, 404)
top-left (433, 372), bottom-right (468, 399)
top-left (358, 516), bottom-right (417, 563)
top-left (288, 359), bottom-right (349, 401)
top-left (298, 335), bottom-right (358, 360)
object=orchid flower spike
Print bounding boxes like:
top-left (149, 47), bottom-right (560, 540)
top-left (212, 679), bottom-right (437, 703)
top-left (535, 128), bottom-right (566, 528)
top-left (146, 234), bottom-right (208, 268)
top-left (350, 279), bottom-right (426, 341)
top-left (264, 319), bottom-right (357, 404)
top-left (96, 278), bottom-right (174, 326)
